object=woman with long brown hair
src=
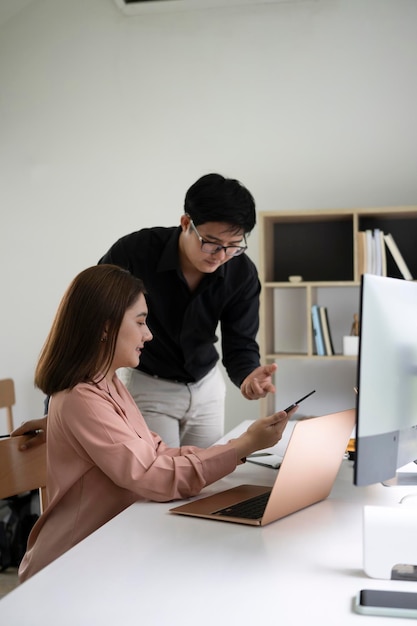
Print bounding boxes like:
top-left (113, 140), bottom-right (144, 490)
top-left (18, 264), bottom-right (293, 581)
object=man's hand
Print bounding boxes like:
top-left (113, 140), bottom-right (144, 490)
top-left (240, 363), bottom-right (277, 400)
top-left (11, 416), bottom-right (47, 450)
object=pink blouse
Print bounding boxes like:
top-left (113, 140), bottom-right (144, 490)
top-left (19, 376), bottom-right (238, 581)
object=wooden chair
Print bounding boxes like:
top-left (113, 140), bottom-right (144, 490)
top-left (0, 378), bottom-right (15, 433)
top-left (0, 435), bottom-right (47, 513)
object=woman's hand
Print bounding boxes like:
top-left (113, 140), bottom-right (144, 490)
top-left (229, 405), bottom-right (297, 461)
top-left (11, 416), bottom-right (47, 449)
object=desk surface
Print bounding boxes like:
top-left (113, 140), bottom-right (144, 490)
top-left (1, 456), bottom-right (417, 625)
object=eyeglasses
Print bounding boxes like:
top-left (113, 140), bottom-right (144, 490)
top-left (189, 220), bottom-right (247, 257)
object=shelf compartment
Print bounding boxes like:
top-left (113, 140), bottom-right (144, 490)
top-left (273, 287), bottom-right (308, 355)
top-left (313, 285), bottom-right (361, 355)
top-left (272, 216), bottom-right (354, 282)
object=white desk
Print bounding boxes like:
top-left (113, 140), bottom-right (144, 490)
top-left (1, 459), bottom-right (417, 625)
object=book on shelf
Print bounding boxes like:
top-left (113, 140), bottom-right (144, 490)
top-left (357, 231), bottom-right (367, 276)
top-left (373, 228), bottom-right (387, 277)
top-left (376, 228), bottom-right (387, 276)
top-left (319, 306), bottom-right (335, 355)
top-left (383, 233), bottom-right (413, 281)
top-left (365, 229), bottom-right (375, 275)
top-left (361, 228), bottom-right (387, 276)
top-left (311, 305), bottom-right (325, 356)
top-left (358, 228), bottom-right (406, 278)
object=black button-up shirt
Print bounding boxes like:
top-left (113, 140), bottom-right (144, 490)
top-left (99, 226), bottom-right (261, 387)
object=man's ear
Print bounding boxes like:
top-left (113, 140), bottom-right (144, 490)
top-left (180, 214), bottom-right (191, 231)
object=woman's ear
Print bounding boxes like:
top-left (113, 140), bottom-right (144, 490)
top-left (101, 323), bottom-right (110, 343)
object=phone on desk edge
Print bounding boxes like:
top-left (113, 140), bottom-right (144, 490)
top-left (354, 589), bottom-right (417, 618)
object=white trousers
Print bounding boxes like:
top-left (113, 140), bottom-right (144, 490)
top-left (118, 366), bottom-right (226, 448)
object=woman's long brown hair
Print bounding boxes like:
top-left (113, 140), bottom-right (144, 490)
top-left (35, 264), bottom-right (145, 396)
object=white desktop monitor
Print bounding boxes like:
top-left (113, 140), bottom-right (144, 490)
top-left (354, 274), bottom-right (417, 486)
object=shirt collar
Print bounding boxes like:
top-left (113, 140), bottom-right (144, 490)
top-left (156, 226), bottom-right (181, 272)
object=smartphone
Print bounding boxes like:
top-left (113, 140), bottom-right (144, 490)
top-left (354, 589), bottom-right (417, 618)
top-left (284, 390), bottom-right (316, 413)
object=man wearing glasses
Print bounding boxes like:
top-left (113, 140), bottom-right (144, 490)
top-left (97, 173), bottom-right (276, 447)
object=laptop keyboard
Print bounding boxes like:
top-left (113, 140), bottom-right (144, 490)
top-left (212, 491), bottom-right (270, 519)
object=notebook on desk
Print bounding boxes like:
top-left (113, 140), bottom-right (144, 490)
top-left (170, 409), bottom-right (355, 526)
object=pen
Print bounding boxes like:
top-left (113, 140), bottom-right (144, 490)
top-left (0, 429), bottom-right (42, 439)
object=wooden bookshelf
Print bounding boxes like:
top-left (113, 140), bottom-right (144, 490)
top-left (258, 206), bottom-right (417, 417)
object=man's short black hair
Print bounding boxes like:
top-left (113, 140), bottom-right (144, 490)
top-left (184, 173), bottom-right (256, 235)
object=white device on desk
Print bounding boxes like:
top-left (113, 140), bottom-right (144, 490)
top-left (363, 504), bottom-right (417, 580)
top-left (170, 408), bottom-right (355, 526)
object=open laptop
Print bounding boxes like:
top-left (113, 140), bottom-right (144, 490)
top-left (170, 409), bottom-right (355, 526)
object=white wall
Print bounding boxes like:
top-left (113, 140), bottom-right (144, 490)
top-left (1, 0), bottom-right (417, 434)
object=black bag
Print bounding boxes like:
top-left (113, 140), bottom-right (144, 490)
top-left (0, 493), bottom-right (39, 571)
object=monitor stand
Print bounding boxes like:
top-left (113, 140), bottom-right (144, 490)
top-left (383, 473), bottom-right (417, 486)
top-left (382, 461), bottom-right (417, 486)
